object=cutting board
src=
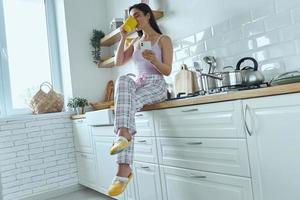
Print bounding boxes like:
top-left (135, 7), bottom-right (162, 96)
top-left (174, 64), bottom-right (194, 95)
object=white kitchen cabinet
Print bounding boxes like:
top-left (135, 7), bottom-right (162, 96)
top-left (154, 100), bottom-right (245, 138)
top-left (157, 137), bottom-right (250, 177)
top-left (135, 111), bottom-right (155, 137)
top-left (243, 93), bottom-right (300, 200)
top-left (134, 137), bottom-right (158, 163)
top-left (76, 152), bottom-right (97, 190)
top-left (92, 126), bottom-right (135, 200)
top-left (73, 119), bottom-right (93, 153)
top-left (160, 166), bottom-right (253, 200)
top-left (133, 162), bottom-right (163, 200)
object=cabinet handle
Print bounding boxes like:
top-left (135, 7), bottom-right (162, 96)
top-left (189, 174), bottom-right (206, 179)
top-left (186, 142), bottom-right (202, 145)
top-left (182, 108), bottom-right (198, 113)
top-left (244, 104), bottom-right (252, 136)
top-left (135, 114), bottom-right (144, 117)
top-left (141, 166), bottom-right (150, 169)
top-left (137, 140), bottom-right (147, 143)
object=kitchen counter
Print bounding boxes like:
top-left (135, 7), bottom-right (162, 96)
top-left (71, 82), bottom-right (300, 119)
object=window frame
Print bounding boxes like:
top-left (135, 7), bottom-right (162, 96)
top-left (0, 0), bottom-right (63, 116)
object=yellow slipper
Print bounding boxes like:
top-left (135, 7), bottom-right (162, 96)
top-left (110, 136), bottom-right (132, 155)
top-left (107, 173), bottom-right (133, 196)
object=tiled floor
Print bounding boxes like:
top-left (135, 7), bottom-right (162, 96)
top-left (50, 188), bottom-right (114, 200)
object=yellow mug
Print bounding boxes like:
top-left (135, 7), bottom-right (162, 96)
top-left (122, 16), bottom-right (137, 33)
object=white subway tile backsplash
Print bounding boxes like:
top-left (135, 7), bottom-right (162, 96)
top-left (253, 50), bottom-right (270, 62)
top-left (282, 54), bottom-right (300, 71)
top-left (243, 19), bottom-right (265, 37)
top-left (195, 27), bottom-right (212, 42)
top-left (189, 42), bottom-right (206, 56)
top-left (268, 41), bottom-right (297, 59)
top-left (212, 20), bottom-right (230, 37)
top-left (205, 36), bottom-right (224, 50)
top-left (173, 40), bottom-right (181, 51)
top-left (264, 12), bottom-right (291, 31)
top-left (275, 0), bottom-right (300, 13)
top-left (175, 48), bottom-right (190, 60)
top-left (181, 35), bottom-right (195, 48)
top-left (279, 23), bottom-right (300, 41)
top-left (254, 31), bottom-right (280, 48)
top-left (251, 4), bottom-right (276, 21)
top-left (228, 39), bottom-right (255, 56)
top-left (230, 12), bottom-right (252, 29)
top-left (223, 28), bottom-right (243, 45)
top-left (291, 7), bottom-right (300, 24)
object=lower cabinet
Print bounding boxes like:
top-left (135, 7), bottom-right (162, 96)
top-left (94, 135), bottom-right (126, 200)
top-left (133, 162), bottom-right (163, 200)
top-left (76, 152), bottom-right (97, 190)
top-left (160, 166), bottom-right (253, 200)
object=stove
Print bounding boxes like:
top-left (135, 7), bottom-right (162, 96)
top-left (167, 83), bottom-right (270, 101)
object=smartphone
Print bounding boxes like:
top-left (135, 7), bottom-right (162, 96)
top-left (140, 41), bottom-right (152, 51)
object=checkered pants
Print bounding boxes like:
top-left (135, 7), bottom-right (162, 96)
top-left (114, 74), bottom-right (167, 165)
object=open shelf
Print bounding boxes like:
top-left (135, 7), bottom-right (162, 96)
top-left (97, 57), bottom-right (115, 68)
top-left (100, 11), bottom-right (164, 47)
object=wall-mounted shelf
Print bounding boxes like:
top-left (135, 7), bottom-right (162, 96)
top-left (98, 57), bottom-right (115, 68)
top-left (100, 11), bottom-right (164, 47)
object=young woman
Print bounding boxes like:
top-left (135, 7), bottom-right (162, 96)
top-left (107, 3), bottom-right (173, 196)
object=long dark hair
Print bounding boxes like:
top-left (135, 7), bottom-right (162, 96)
top-left (129, 3), bottom-right (162, 37)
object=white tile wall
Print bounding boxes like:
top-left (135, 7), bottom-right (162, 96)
top-left (0, 113), bottom-right (77, 200)
top-left (171, 0), bottom-right (300, 83)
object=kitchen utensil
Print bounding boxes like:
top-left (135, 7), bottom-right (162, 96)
top-left (269, 71), bottom-right (300, 86)
top-left (203, 56), bottom-right (217, 74)
top-left (236, 57), bottom-right (265, 86)
top-left (174, 64), bottom-right (195, 95)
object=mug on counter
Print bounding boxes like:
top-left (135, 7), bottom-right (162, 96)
top-left (122, 16), bottom-right (137, 33)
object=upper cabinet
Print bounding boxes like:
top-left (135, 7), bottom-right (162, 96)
top-left (98, 10), bottom-right (164, 68)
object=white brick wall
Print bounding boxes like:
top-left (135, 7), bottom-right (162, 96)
top-left (0, 112), bottom-right (78, 200)
top-left (172, 0), bottom-right (300, 83)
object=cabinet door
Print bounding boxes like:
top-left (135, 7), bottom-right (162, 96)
top-left (134, 137), bottom-right (158, 164)
top-left (157, 138), bottom-right (250, 176)
top-left (160, 166), bottom-right (253, 200)
top-left (73, 119), bottom-right (93, 153)
top-left (133, 162), bottom-right (163, 200)
top-left (76, 153), bottom-right (97, 190)
top-left (154, 100), bottom-right (244, 138)
top-left (94, 136), bottom-right (125, 200)
top-left (244, 93), bottom-right (300, 200)
top-left (135, 111), bottom-right (155, 137)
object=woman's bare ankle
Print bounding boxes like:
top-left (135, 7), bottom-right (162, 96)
top-left (116, 164), bottom-right (131, 177)
top-left (118, 128), bottom-right (132, 141)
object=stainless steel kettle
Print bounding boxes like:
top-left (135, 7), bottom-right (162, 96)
top-left (236, 57), bottom-right (265, 86)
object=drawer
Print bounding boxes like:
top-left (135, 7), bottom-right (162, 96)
top-left (154, 100), bottom-right (244, 138)
top-left (134, 137), bottom-right (158, 163)
top-left (160, 166), bottom-right (253, 200)
top-left (91, 126), bottom-right (114, 136)
top-left (157, 138), bottom-right (250, 177)
top-left (135, 111), bottom-right (155, 137)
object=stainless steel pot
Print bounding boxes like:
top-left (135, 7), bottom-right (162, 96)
top-left (219, 66), bottom-right (243, 87)
top-left (236, 57), bottom-right (265, 86)
top-left (201, 73), bottom-right (223, 92)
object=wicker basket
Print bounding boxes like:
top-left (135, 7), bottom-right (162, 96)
top-left (29, 82), bottom-right (64, 114)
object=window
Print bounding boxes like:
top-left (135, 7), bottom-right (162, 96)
top-left (0, 0), bottom-right (62, 116)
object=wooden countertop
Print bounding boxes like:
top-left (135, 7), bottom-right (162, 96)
top-left (71, 82), bottom-right (300, 119)
top-left (143, 82), bottom-right (300, 110)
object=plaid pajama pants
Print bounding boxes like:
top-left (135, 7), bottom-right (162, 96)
top-left (114, 74), bottom-right (167, 165)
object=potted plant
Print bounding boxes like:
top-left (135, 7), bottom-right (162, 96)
top-left (90, 29), bottom-right (105, 64)
top-left (67, 97), bottom-right (88, 115)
